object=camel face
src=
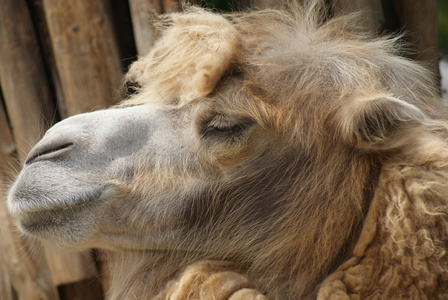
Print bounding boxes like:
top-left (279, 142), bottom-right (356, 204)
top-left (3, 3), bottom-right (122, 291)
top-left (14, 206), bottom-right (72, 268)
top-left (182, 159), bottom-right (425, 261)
top-left (7, 4), bottom-right (448, 298)
top-left (7, 94), bottom-right (273, 251)
top-left (7, 104), bottom-right (199, 247)
top-left (7, 8), bottom-right (284, 253)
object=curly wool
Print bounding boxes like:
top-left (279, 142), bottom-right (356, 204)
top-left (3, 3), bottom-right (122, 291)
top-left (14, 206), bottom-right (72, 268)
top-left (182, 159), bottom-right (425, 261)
top-left (319, 127), bottom-right (448, 299)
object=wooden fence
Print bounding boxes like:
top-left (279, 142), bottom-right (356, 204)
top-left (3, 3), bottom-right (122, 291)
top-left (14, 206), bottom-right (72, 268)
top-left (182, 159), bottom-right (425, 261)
top-left (0, 0), bottom-right (438, 299)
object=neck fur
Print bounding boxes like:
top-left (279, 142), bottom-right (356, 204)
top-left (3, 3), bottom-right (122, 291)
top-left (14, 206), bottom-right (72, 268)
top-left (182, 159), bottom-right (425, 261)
top-left (105, 250), bottom-right (189, 299)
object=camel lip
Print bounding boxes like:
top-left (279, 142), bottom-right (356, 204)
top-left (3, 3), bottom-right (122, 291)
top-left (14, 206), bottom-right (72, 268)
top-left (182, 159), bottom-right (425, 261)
top-left (8, 186), bottom-right (106, 219)
top-left (15, 193), bottom-right (105, 238)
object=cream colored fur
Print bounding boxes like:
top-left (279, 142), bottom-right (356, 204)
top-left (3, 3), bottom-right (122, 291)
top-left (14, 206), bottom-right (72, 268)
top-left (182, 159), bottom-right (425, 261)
top-left (119, 2), bottom-right (448, 298)
top-left (8, 1), bottom-right (448, 299)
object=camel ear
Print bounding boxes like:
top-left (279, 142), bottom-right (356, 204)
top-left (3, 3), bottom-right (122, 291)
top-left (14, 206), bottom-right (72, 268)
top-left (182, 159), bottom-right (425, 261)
top-left (125, 9), bottom-right (239, 104)
top-left (339, 96), bottom-right (426, 151)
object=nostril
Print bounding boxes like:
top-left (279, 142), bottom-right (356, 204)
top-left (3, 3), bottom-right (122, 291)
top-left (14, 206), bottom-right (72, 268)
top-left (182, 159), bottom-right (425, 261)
top-left (25, 143), bottom-right (74, 165)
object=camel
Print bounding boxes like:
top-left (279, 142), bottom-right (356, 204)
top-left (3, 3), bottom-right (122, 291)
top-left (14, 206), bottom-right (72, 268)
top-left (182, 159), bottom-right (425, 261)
top-left (7, 1), bottom-right (448, 298)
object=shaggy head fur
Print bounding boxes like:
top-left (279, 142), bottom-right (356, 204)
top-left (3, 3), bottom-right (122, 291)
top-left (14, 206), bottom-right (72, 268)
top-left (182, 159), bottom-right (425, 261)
top-left (8, 1), bottom-right (448, 299)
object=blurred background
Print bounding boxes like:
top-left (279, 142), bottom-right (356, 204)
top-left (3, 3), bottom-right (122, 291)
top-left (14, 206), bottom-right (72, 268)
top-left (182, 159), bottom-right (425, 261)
top-left (438, 0), bottom-right (448, 98)
top-left (210, 0), bottom-right (447, 99)
top-left (0, 0), bottom-right (446, 299)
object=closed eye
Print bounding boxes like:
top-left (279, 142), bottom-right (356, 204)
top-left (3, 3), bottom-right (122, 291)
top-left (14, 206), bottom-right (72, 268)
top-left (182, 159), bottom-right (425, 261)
top-left (202, 116), bottom-right (255, 138)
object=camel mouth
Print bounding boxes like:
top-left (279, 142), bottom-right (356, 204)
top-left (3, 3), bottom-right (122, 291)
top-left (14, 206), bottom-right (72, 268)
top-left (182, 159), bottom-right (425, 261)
top-left (15, 193), bottom-right (105, 245)
top-left (8, 186), bottom-right (105, 227)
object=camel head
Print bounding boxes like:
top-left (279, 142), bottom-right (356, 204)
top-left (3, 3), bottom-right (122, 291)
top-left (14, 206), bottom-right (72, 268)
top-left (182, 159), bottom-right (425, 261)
top-left (7, 2), bottom-right (447, 299)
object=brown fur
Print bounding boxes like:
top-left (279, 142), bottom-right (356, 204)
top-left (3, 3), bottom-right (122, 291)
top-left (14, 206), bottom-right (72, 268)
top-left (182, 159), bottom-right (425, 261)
top-left (9, 1), bottom-right (448, 299)
top-left (117, 1), bottom-right (448, 298)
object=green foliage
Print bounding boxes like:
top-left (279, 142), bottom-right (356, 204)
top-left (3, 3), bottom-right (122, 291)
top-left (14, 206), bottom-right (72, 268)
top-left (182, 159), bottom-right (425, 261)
top-left (439, 0), bottom-right (448, 56)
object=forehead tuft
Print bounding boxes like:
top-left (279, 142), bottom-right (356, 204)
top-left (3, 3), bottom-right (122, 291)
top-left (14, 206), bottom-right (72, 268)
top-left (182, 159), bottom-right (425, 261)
top-left (120, 4), bottom-right (438, 126)
top-left (122, 8), bottom-right (240, 107)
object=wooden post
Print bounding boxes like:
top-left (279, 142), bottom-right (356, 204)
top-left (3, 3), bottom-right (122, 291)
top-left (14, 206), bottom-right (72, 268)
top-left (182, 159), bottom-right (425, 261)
top-left (128, 0), bottom-right (163, 55)
top-left (0, 0), bottom-right (56, 160)
top-left (0, 0), bottom-right (60, 298)
top-left (40, 0), bottom-right (124, 295)
top-left (0, 0), bottom-right (100, 297)
top-left (393, 0), bottom-right (439, 75)
top-left (0, 94), bottom-right (59, 300)
top-left (326, 0), bottom-right (385, 33)
top-left (163, 0), bottom-right (181, 12)
top-left (42, 244), bottom-right (98, 287)
top-left (43, 0), bottom-right (123, 117)
top-left (249, 0), bottom-right (281, 9)
top-left (128, 0), bottom-right (199, 56)
top-left (330, 0), bottom-right (440, 81)
top-left (0, 244), bottom-right (14, 300)
top-left (0, 95), bottom-right (19, 300)
top-left (26, 0), bottom-right (67, 119)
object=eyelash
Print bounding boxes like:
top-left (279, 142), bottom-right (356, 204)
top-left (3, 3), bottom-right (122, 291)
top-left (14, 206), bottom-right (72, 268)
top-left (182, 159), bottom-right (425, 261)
top-left (202, 116), bottom-right (255, 138)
